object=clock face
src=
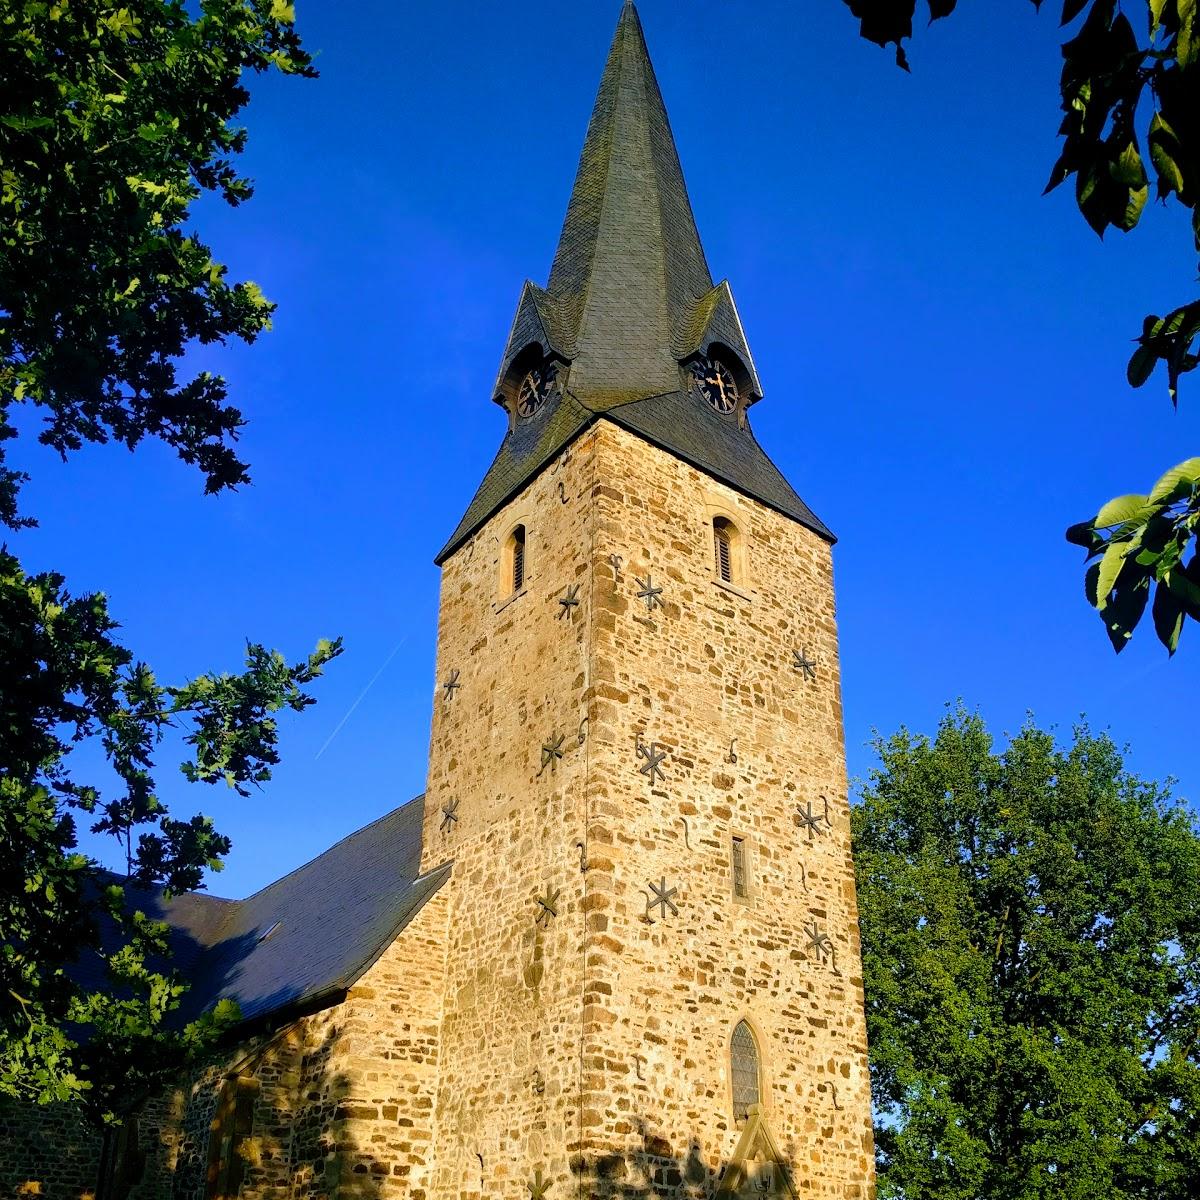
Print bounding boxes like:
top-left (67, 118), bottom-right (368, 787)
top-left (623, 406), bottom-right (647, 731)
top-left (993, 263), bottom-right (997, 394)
top-left (515, 362), bottom-right (557, 419)
top-left (690, 357), bottom-right (739, 414)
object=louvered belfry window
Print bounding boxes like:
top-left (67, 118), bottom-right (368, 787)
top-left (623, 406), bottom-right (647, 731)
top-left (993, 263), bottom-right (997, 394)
top-left (731, 1020), bottom-right (761, 1124)
top-left (512, 525), bottom-right (526, 593)
top-left (713, 517), bottom-right (733, 583)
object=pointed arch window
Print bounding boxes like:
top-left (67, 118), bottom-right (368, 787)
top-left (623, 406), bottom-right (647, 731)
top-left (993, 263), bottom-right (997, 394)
top-left (206, 1075), bottom-right (260, 1200)
top-left (731, 1020), bottom-right (762, 1124)
top-left (98, 1117), bottom-right (146, 1200)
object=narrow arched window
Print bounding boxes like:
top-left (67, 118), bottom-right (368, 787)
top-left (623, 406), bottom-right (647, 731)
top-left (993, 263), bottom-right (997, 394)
top-left (731, 836), bottom-right (748, 899)
top-left (731, 1020), bottom-right (761, 1124)
top-left (206, 1075), bottom-right (259, 1200)
top-left (713, 517), bottom-right (734, 583)
top-left (99, 1116), bottom-right (145, 1200)
top-left (511, 524), bottom-right (526, 593)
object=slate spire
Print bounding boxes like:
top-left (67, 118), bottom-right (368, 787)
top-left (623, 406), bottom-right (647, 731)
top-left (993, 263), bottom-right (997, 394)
top-left (545, 0), bottom-right (712, 405)
top-left (438, 3), bottom-right (832, 564)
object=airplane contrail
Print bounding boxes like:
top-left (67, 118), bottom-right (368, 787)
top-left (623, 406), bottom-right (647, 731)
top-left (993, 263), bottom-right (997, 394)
top-left (314, 637), bottom-right (408, 760)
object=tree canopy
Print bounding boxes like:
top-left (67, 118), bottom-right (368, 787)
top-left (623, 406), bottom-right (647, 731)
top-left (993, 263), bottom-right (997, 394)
top-left (842, 1), bottom-right (1200, 653)
top-left (0, 0), bottom-right (337, 1125)
top-left (853, 708), bottom-right (1200, 1199)
top-left (0, 0), bottom-right (312, 529)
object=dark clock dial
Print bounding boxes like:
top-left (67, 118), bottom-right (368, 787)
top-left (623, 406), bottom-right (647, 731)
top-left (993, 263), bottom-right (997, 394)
top-left (515, 363), bottom-right (558, 418)
top-left (690, 357), bottom-right (739, 414)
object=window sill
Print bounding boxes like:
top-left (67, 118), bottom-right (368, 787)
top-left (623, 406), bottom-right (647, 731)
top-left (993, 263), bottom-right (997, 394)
top-left (711, 577), bottom-right (753, 602)
top-left (494, 584), bottom-right (529, 615)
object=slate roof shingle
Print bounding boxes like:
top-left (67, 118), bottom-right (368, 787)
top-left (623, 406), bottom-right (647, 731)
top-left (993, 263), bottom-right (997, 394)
top-left (93, 796), bottom-right (449, 1029)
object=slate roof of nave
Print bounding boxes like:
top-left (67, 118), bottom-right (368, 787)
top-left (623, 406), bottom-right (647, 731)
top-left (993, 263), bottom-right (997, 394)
top-left (82, 796), bottom-right (448, 1029)
top-left (436, 2), bottom-right (833, 563)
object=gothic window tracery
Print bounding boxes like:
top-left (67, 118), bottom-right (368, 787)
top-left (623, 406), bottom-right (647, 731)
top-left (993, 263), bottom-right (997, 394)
top-left (731, 1020), bottom-right (762, 1124)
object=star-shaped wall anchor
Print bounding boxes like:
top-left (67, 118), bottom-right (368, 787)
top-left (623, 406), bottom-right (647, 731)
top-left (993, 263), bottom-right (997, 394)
top-left (646, 878), bottom-right (679, 921)
top-left (534, 886), bottom-right (561, 927)
top-left (636, 734), bottom-right (668, 785)
top-left (795, 795), bottom-right (832, 840)
top-left (792, 649), bottom-right (817, 681)
top-left (635, 575), bottom-right (664, 611)
top-left (442, 669), bottom-right (461, 700)
top-left (538, 732), bottom-right (565, 776)
top-left (557, 583), bottom-right (581, 620)
top-left (804, 918), bottom-right (834, 965)
top-left (440, 798), bottom-right (459, 832)
top-left (527, 1169), bottom-right (551, 1200)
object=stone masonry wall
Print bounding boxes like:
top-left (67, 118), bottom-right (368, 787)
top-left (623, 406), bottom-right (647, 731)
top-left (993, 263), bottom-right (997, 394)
top-left (315, 886), bottom-right (450, 1200)
top-left (421, 417), bottom-right (874, 1199)
top-left (0, 1099), bottom-right (103, 1200)
top-left (577, 423), bottom-right (874, 1197)
top-left (421, 431), bottom-right (602, 1200)
top-left (1, 886), bottom-right (449, 1200)
top-left (159, 888), bottom-right (450, 1200)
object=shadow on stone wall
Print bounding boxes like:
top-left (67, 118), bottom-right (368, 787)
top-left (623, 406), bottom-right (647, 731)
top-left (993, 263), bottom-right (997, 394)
top-left (3, 994), bottom-right (810, 1200)
top-left (0, 1094), bottom-right (106, 1200)
top-left (573, 1137), bottom-right (715, 1199)
top-left (288, 1007), bottom-right (809, 1200)
top-left (567, 1117), bottom-right (802, 1200)
top-left (0, 887), bottom-right (244, 1200)
top-left (158, 1003), bottom-right (431, 1200)
top-left (291, 1019), bottom-right (805, 1199)
top-left (291, 1016), bottom-right (390, 1200)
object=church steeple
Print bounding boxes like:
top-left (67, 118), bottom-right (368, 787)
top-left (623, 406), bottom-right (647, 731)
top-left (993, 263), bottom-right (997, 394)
top-left (545, 0), bottom-right (712, 405)
top-left (437, 2), bottom-right (830, 564)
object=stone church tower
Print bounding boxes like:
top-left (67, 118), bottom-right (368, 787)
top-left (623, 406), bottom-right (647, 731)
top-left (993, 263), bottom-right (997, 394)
top-left (1, 6), bottom-right (873, 1199)
top-left (416, 3), bottom-right (874, 1196)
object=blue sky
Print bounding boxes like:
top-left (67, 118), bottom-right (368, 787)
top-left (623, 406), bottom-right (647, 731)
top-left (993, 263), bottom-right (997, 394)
top-left (12, 1), bottom-right (1199, 897)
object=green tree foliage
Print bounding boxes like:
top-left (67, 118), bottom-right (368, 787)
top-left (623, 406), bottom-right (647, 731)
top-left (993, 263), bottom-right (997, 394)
top-left (853, 708), bottom-right (1200, 1199)
top-left (841, 1), bottom-right (1200, 652)
top-left (0, 0), bottom-right (313, 528)
top-left (1069, 458), bottom-right (1200, 653)
top-left (0, 1), bottom-right (339, 1124)
top-left (1, 550), bottom-right (342, 1122)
